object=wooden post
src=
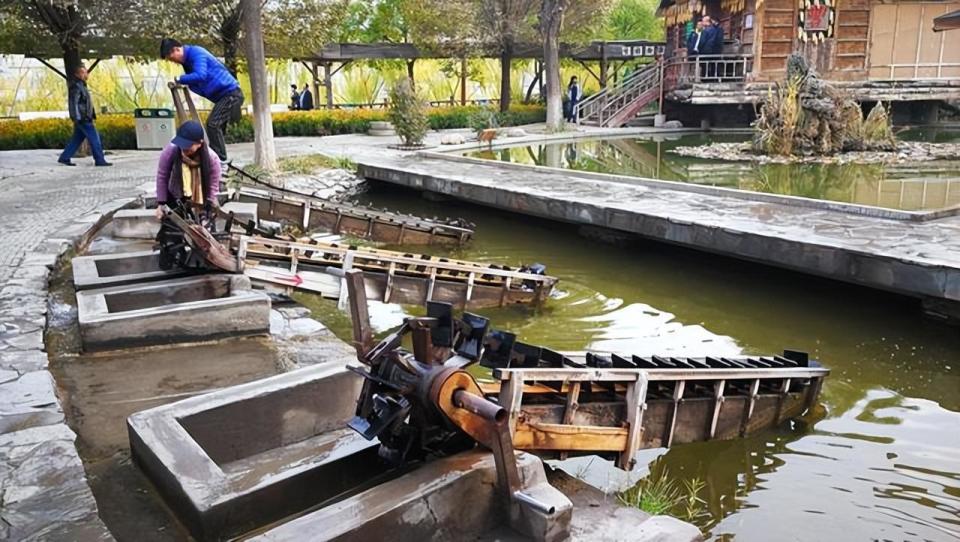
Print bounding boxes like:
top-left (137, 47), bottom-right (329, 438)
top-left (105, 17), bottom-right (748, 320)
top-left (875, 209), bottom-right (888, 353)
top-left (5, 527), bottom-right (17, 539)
top-left (619, 373), bottom-right (648, 470)
top-left (708, 380), bottom-right (726, 439)
top-left (345, 268), bottom-right (373, 357)
top-left (322, 62), bottom-right (333, 108)
top-left (499, 372), bottom-right (525, 437)
top-left (664, 380), bottom-right (685, 447)
top-left (599, 42), bottom-right (608, 87)
top-left (739, 379), bottom-right (761, 437)
top-left (558, 381), bottom-right (582, 460)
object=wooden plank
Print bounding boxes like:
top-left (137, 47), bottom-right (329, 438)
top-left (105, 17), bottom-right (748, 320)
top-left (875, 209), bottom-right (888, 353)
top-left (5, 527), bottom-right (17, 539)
top-left (618, 373), bottom-right (648, 470)
top-left (383, 261), bottom-right (396, 303)
top-left (558, 381), bottom-right (582, 461)
top-left (514, 422), bottom-right (628, 452)
top-left (494, 367), bottom-right (829, 382)
top-left (499, 373), bottom-right (525, 437)
top-left (345, 268), bottom-right (373, 356)
top-left (773, 378), bottom-right (792, 424)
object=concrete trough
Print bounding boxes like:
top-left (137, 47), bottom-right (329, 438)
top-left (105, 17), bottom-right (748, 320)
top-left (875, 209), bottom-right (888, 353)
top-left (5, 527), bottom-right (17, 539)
top-left (110, 202), bottom-right (258, 239)
top-left (72, 250), bottom-right (190, 290)
top-left (128, 364), bottom-right (384, 541)
top-left (77, 274), bottom-right (270, 350)
top-left (252, 450), bottom-right (572, 542)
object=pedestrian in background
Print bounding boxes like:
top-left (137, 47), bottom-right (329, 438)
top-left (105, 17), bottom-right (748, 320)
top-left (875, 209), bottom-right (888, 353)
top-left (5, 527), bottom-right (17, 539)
top-left (299, 83), bottom-right (314, 111)
top-left (160, 37), bottom-right (243, 167)
top-left (289, 84), bottom-right (300, 110)
top-left (565, 76), bottom-right (581, 123)
top-left (58, 64), bottom-right (111, 167)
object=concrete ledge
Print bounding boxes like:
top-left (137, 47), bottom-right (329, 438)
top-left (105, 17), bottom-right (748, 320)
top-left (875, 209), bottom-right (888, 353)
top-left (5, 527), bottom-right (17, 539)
top-left (72, 250), bottom-right (190, 290)
top-left (77, 274), bottom-right (270, 350)
top-left (358, 159), bottom-right (960, 305)
top-left (128, 363), bottom-right (380, 540)
top-left (252, 450), bottom-right (572, 542)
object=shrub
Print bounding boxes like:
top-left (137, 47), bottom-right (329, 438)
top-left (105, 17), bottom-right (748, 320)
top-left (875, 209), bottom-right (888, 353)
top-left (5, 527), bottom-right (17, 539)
top-left (0, 104), bottom-right (546, 151)
top-left (387, 79), bottom-right (429, 147)
top-left (468, 109), bottom-right (499, 137)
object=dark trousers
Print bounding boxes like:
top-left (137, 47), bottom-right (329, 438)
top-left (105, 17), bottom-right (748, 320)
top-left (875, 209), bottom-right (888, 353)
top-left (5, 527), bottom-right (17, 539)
top-left (565, 99), bottom-right (578, 122)
top-left (206, 90), bottom-right (244, 161)
top-left (59, 121), bottom-right (107, 164)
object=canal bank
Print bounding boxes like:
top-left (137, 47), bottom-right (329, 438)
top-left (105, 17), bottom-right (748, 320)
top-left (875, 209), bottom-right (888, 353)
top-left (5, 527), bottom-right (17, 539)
top-left (338, 130), bottom-right (960, 320)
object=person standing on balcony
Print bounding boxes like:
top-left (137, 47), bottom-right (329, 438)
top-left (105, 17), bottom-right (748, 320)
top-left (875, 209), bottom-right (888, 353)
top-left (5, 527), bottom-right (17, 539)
top-left (565, 76), bottom-right (581, 123)
top-left (687, 19), bottom-right (704, 57)
top-left (58, 65), bottom-right (112, 167)
top-left (160, 38), bottom-right (244, 168)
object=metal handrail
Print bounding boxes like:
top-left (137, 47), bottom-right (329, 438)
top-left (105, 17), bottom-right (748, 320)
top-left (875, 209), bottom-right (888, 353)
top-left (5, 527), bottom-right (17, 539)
top-left (576, 61), bottom-right (662, 126)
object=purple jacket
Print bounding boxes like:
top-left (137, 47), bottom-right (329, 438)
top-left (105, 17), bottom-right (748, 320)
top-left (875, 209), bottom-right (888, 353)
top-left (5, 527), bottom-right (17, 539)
top-left (155, 143), bottom-right (221, 205)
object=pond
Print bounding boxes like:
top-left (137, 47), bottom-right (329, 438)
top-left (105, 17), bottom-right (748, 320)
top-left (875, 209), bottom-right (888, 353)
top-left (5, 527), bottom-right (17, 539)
top-left (298, 184), bottom-right (960, 541)
top-left (463, 130), bottom-right (960, 212)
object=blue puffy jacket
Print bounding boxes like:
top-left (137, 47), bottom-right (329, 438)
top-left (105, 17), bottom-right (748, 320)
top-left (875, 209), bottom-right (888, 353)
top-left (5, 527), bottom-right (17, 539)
top-left (177, 45), bottom-right (240, 102)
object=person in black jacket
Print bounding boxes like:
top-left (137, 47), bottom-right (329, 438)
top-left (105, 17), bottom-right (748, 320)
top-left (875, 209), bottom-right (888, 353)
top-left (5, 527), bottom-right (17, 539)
top-left (687, 19), bottom-right (704, 57)
top-left (289, 84), bottom-right (300, 110)
top-left (298, 83), bottom-right (314, 111)
top-left (58, 65), bottom-right (111, 167)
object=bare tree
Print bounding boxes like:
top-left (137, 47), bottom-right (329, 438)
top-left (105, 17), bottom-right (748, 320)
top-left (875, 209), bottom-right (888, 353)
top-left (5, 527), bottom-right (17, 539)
top-left (539, 0), bottom-right (568, 132)
top-left (476, 0), bottom-right (538, 113)
top-left (241, 0), bottom-right (277, 171)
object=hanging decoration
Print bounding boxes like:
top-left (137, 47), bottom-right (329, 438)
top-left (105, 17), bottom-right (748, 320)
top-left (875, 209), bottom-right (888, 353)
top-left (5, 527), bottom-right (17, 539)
top-left (721, 0), bottom-right (746, 14)
top-left (798, 0), bottom-right (835, 43)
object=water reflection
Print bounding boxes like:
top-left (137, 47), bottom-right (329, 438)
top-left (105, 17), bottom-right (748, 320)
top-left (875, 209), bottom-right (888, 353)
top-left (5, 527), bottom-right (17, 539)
top-left (298, 185), bottom-right (960, 541)
top-left (466, 134), bottom-right (960, 212)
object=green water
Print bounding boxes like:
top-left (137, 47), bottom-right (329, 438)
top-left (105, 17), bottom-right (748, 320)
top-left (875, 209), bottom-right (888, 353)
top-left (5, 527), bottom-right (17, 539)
top-left (464, 132), bottom-right (960, 212)
top-left (302, 184), bottom-right (960, 541)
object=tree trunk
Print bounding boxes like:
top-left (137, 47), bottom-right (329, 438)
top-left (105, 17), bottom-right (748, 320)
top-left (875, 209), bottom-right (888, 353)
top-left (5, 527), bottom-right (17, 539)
top-left (539, 0), bottom-right (567, 132)
top-left (62, 46), bottom-right (82, 82)
top-left (223, 38), bottom-right (240, 78)
top-left (406, 60), bottom-right (416, 89)
top-left (499, 48), bottom-right (512, 113)
top-left (241, 0), bottom-right (277, 172)
top-left (460, 58), bottom-right (467, 106)
top-left (525, 60), bottom-right (542, 103)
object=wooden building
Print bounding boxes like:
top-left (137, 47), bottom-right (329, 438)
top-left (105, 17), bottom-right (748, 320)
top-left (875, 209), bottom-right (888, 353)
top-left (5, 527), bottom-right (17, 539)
top-left (657, 0), bottom-right (960, 121)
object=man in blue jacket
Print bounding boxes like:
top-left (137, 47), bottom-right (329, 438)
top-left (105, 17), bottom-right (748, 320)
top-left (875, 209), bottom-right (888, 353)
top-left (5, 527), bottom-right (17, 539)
top-left (160, 38), bottom-right (243, 165)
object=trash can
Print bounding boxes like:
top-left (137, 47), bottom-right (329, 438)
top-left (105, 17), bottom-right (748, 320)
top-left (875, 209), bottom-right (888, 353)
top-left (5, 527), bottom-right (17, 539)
top-left (134, 108), bottom-right (175, 150)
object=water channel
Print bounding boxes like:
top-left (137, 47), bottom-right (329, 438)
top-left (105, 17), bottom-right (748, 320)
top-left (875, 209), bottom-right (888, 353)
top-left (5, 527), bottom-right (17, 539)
top-left (462, 130), bottom-right (960, 212)
top-left (299, 168), bottom-right (960, 540)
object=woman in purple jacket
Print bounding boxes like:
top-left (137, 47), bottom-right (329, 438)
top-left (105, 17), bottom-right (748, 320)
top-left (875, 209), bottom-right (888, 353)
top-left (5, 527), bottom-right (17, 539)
top-left (154, 120), bottom-right (221, 219)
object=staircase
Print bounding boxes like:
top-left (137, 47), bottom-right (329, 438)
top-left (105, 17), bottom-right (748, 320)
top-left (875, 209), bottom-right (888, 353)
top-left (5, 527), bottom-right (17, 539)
top-left (576, 62), bottom-right (662, 127)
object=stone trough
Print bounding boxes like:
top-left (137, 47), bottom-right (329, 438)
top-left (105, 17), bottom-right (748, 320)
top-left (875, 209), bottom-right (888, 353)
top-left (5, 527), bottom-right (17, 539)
top-left (76, 274), bottom-right (270, 350)
top-left (128, 364), bottom-right (383, 540)
top-left (129, 363), bottom-right (574, 542)
top-left (72, 250), bottom-right (190, 290)
top-left (110, 202), bottom-right (258, 240)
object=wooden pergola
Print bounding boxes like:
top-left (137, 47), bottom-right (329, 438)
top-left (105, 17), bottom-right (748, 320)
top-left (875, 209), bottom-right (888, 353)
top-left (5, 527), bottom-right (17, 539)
top-left (11, 38), bottom-right (665, 107)
top-left (295, 40), bottom-right (666, 107)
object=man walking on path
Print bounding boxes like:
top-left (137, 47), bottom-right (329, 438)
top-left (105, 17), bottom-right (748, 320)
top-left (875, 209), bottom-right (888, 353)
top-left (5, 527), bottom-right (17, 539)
top-left (160, 38), bottom-right (244, 166)
top-left (58, 65), bottom-right (111, 167)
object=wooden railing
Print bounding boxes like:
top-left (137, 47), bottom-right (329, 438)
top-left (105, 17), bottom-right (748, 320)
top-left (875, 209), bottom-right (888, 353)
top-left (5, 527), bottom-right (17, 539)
top-left (576, 62), bottom-right (663, 127)
top-left (663, 54), bottom-right (753, 86)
